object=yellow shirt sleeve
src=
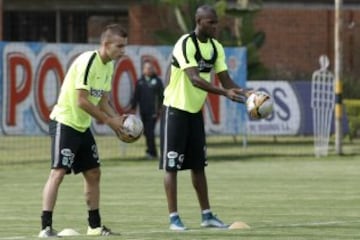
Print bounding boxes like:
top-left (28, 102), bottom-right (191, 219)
top-left (74, 52), bottom-right (96, 91)
top-left (104, 63), bottom-right (114, 92)
top-left (173, 34), bottom-right (198, 70)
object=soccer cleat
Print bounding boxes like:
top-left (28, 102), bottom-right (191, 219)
top-left (169, 215), bottom-right (187, 231)
top-left (38, 226), bottom-right (58, 238)
top-left (86, 225), bottom-right (119, 236)
top-left (201, 212), bottom-right (229, 228)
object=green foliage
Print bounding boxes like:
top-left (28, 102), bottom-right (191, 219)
top-left (153, 30), bottom-right (181, 45)
top-left (152, 0), bottom-right (219, 40)
top-left (221, 2), bottom-right (268, 80)
top-left (344, 99), bottom-right (360, 115)
top-left (344, 99), bottom-right (360, 140)
top-left (342, 75), bottom-right (360, 99)
top-left (343, 75), bottom-right (360, 140)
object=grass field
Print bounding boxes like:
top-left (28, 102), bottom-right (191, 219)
top-left (0, 136), bottom-right (359, 239)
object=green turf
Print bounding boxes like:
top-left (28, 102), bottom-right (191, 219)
top-left (1, 135), bottom-right (360, 164)
top-left (0, 137), bottom-right (359, 239)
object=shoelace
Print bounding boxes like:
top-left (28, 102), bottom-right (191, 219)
top-left (213, 214), bottom-right (222, 222)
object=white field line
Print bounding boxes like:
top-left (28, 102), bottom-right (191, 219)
top-left (264, 220), bottom-right (360, 228)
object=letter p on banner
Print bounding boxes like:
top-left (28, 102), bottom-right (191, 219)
top-left (7, 53), bottom-right (32, 126)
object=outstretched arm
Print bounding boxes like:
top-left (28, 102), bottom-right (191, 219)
top-left (185, 67), bottom-right (227, 95)
top-left (217, 70), bottom-right (251, 98)
top-left (184, 67), bottom-right (248, 103)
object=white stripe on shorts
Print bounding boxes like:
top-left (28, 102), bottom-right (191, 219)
top-left (162, 106), bottom-right (169, 170)
top-left (53, 121), bottom-right (61, 167)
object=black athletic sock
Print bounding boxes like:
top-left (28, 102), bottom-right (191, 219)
top-left (88, 209), bottom-right (101, 228)
top-left (41, 211), bottom-right (53, 230)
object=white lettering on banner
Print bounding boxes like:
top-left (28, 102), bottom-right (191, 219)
top-left (1, 42), bottom-right (246, 136)
top-left (246, 81), bottom-right (301, 135)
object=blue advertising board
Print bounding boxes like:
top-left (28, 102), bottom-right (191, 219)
top-left (246, 81), bottom-right (349, 135)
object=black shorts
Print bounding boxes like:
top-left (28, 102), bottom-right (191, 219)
top-left (159, 106), bottom-right (207, 171)
top-left (49, 120), bottom-right (100, 174)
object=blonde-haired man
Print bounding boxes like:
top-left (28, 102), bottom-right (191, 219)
top-left (39, 24), bottom-right (127, 237)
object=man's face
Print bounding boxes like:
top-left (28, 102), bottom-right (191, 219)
top-left (198, 12), bottom-right (218, 38)
top-left (106, 35), bottom-right (127, 60)
top-left (143, 62), bottom-right (154, 77)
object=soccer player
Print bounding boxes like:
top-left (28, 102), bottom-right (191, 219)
top-left (160, 5), bottom-right (251, 231)
top-left (38, 24), bottom-right (127, 237)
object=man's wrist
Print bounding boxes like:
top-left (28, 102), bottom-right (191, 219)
top-left (220, 88), bottom-right (227, 96)
top-left (103, 115), bottom-right (111, 124)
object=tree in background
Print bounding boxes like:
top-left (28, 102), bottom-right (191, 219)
top-left (223, 0), bottom-right (267, 80)
top-left (152, 0), bottom-right (267, 80)
top-left (152, 0), bottom-right (220, 43)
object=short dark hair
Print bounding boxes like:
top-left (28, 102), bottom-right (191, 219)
top-left (195, 5), bottom-right (216, 21)
top-left (101, 23), bottom-right (127, 41)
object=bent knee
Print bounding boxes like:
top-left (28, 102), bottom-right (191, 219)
top-left (49, 169), bottom-right (66, 183)
top-left (84, 168), bottom-right (101, 181)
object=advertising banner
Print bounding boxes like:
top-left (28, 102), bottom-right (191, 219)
top-left (0, 42), bottom-right (247, 135)
top-left (246, 81), bottom-right (349, 135)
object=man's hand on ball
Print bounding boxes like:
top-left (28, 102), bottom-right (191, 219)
top-left (244, 89), bottom-right (255, 98)
top-left (234, 88), bottom-right (254, 98)
top-left (226, 89), bottom-right (245, 103)
top-left (106, 115), bottom-right (127, 134)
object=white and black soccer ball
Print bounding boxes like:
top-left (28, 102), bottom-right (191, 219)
top-left (246, 91), bottom-right (273, 119)
top-left (117, 114), bottom-right (144, 143)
